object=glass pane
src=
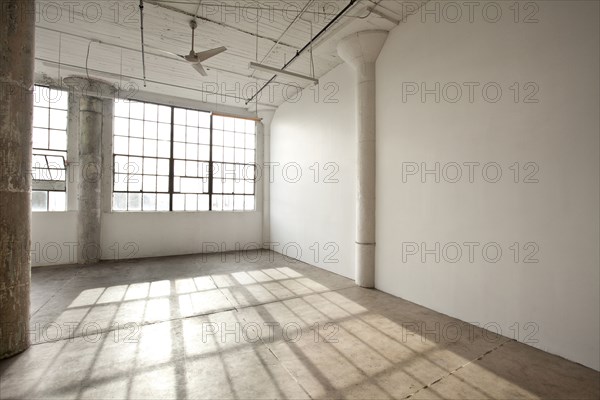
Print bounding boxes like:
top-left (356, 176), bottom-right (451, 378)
top-left (114, 136), bottom-right (128, 154)
top-left (224, 117), bottom-right (235, 132)
top-left (145, 103), bottom-right (158, 121)
top-left (223, 195), bottom-right (234, 211)
top-left (212, 194), bottom-right (222, 211)
top-left (213, 130), bottom-right (223, 146)
top-left (186, 143), bottom-right (198, 160)
top-left (174, 142), bottom-right (185, 159)
top-left (245, 120), bottom-right (256, 134)
top-left (185, 194), bottom-right (197, 211)
top-left (235, 118), bottom-right (246, 133)
top-left (129, 138), bottom-right (143, 156)
top-left (114, 174), bottom-right (127, 191)
top-left (113, 193), bottom-right (127, 211)
top-left (128, 193), bottom-right (142, 211)
top-left (128, 175), bottom-right (142, 192)
top-left (213, 178), bottom-right (222, 193)
top-left (223, 131), bottom-right (234, 147)
top-left (114, 100), bottom-right (129, 118)
top-left (234, 148), bottom-right (244, 163)
top-left (199, 128), bottom-right (210, 144)
top-left (223, 179), bottom-right (234, 194)
top-left (33, 107), bottom-right (48, 128)
top-left (48, 191), bottom-right (66, 211)
top-left (33, 128), bottom-right (48, 149)
top-left (143, 175), bottom-right (156, 192)
top-left (174, 108), bottom-right (186, 124)
top-left (157, 141), bottom-right (171, 158)
top-left (186, 127), bottom-right (198, 143)
top-left (245, 134), bottom-right (256, 149)
top-left (130, 102), bottom-right (144, 119)
top-left (213, 115), bottom-right (224, 130)
top-left (245, 195), bottom-right (255, 211)
top-left (198, 112), bottom-right (210, 128)
top-left (32, 191), bottom-right (48, 211)
top-left (213, 146), bottom-right (223, 162)
top-left (34, 86), bottom-right (50, 107)
top-left (245, 149), bottom-right (255, 163)
top-left (158, 123), bottom-right (171, 140)
top-left (144, 139), bottom-right (157, 157)
top-left (158, 106), bottom-right (171, 123)
top-left (51, 89), bottom-right (68, 110)
top-left (130, 119), bottom-right (143, 137)
top-left (234, 179), bottom-right (244, 194)
top-left (173, 194), bottom-right (185, 211)
top-left (49, 109), bottom-right (67, 130)
top-left (143, 193), bottom-right (157, 211)
top-left (49, 130), bottom-right (67, 151)
top-left (186, 161), bottom-right (197, 177)
top-left (144, 158), bottom-right (157, 174)
top-left (234, 195), bottom-right (244, 211)
top-left (144, 121), bottom-right (157, 139)
top-left (157, 194), bottom-right (170, 211)
top-left (198, 145), bottom-right (210, 161)
top-left (244, 180), bottom-right (254, 194)
top-left (198, 195), bottom-right (209, 211)
top-left (114, 117), bottom-right (129, 136)
top-left (157, 158), bottom-right (170, 175)
top-left (174, 125), bottom-right (186, 142)
top-left (157, 176), bottom-right (169, 192)
top-left (235, 132), bottom-right (245, 148)
top-left (187, 110), bottom-right (199, 126)
top-left (224, 147), bottom-right (234, 163)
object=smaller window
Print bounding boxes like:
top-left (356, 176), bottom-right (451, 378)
top-left (32, 85), bottom-right (68, 211)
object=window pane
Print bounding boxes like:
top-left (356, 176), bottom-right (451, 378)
top-left (128, 193), bottom-right (142, 211)
top-left (114, 100), bottom-right (129, 117)
top-left (113, 193), bottom-right (127, 211)
top-left (173, 194), bottom-right (185, 211)
top-left (32, 191), bottom-right (48, 211)
top-left (158, 106), bottom-right (171, 123)
top-left (157, 194), bottom-right (170, 211)
top-left (48, 191), bottom-right (66, 211)
top-left (143, 193), bottom-right (157, 210)
top-left (33, 107), bottom-right (48, 128)
top-left (49, 109), bottom-right (67, 130)
top-left (198, 195), bottom-right (209, 211)
top-left (245, 195), bottom-right (255, 211)
top-left (223, 195), bottom-right (234, 211)
top-left (33, 128), bottom-right (48, 149)
top-left (145, 103), bottom-right (158, 121)
top-left (130, 102), bottom-right (144, 119)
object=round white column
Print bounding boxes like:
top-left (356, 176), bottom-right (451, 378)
top-left (337, 30), bottom-right (388, 288)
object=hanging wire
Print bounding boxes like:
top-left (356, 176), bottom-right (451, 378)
top-left (85, 40), bottom-right (93, 80)
top-left (57, 33), bottom-right (62, 84)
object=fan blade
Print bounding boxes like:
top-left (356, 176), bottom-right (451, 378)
top-left (195, 46), bottom-right (227, 62)
top-left (145, 45), bottom-right (186, 60)
top-left (192, 63), bottom-right (208, 76)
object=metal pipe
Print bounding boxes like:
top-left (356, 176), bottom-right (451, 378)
top-left (245, 0), bottom-right (358, 105)
top-left (139, 0), bottom-right (147, 87)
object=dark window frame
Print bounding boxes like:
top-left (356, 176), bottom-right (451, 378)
top-left (112, 99), bottom-right (257, 212)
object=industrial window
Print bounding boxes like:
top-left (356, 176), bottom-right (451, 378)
top-left (31, 85), bottom-right (68, 211)
top-left (112, 99), bottom-right (256, 212)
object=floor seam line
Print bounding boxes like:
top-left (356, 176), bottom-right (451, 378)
top-left (30, 269), bottom-right (85, 318)
top-left (402, 338), bottom-right (515, 399)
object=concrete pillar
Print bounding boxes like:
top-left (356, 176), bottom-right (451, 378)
top-left (258, 109), bottom-right (276, 248)
top-left (63, 77), bottom-right (114, 264)
top-left (0, 0), bottom-right (35, 358)
top-left (337, 30), bottom-right (388, 288)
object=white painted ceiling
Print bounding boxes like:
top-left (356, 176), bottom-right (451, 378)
top-left (35, 0), bottom-right (412, 112)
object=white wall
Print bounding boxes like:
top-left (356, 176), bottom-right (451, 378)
top-left (270, 63), bottom-right (356, 279)
top-left (376, 1), bottom-right (599, 370)
top-left (31, 212), bottom-right (78, 266)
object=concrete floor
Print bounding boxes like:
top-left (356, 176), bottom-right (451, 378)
top-left (0, 251), bottom-right (598, 399)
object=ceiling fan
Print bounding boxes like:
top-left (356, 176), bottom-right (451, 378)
top-left (160, 19), bottom-right (227, 77)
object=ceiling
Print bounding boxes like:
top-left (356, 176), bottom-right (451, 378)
top-left (35, 0), bottom-right (414, 113)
